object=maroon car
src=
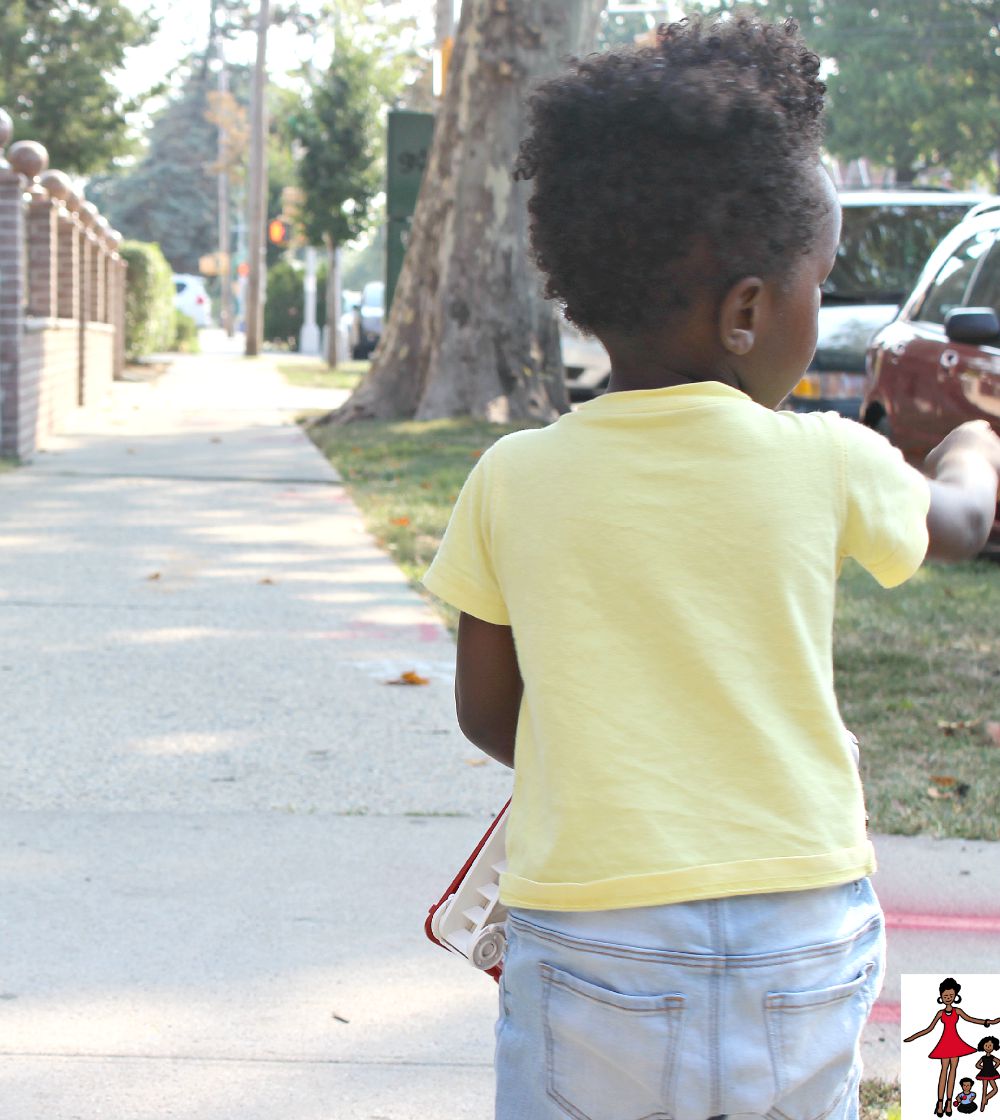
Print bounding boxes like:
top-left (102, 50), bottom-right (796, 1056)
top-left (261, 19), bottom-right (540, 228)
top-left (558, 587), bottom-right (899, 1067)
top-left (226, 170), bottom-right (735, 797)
top-left (862, 200), bottom-right (1000, 550)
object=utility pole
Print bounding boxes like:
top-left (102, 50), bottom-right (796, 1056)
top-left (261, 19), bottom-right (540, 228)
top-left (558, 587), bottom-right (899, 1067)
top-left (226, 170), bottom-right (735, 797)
top-left (214, 34), bottom-right (234, 337)
top-left (245, 0), bottom-right (269, 357)
top-left (434, 0), bottom-right (455, 98)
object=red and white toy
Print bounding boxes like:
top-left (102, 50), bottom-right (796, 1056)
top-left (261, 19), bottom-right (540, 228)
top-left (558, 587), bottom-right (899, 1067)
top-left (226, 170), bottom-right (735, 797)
top-left (425, 800), bottom-right (510, 983)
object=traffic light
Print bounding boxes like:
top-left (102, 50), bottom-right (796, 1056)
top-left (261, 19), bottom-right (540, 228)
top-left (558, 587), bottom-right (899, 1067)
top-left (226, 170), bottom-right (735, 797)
top-left (268, 217), bottom-right (289, 245)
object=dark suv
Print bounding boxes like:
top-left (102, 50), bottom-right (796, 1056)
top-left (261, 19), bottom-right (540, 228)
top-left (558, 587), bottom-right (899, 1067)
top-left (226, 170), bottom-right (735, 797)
top-left (787, 190), bottom-right (990, 418)
top-left (862, 200), bottom-right (1000, 549)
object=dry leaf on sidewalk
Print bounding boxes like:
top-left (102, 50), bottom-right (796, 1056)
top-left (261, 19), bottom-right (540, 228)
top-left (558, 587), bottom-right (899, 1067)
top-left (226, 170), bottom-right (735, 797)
top-left (464, 758), bottom-right (487, 767)
top-left (146, 572), bottom-right (161, 581)
top-left (385, 670), bottom-right (430, 686)
top-left (210, 437), bottom-right (223, 443)
top-left (258, 577), bottom-right (275, 585)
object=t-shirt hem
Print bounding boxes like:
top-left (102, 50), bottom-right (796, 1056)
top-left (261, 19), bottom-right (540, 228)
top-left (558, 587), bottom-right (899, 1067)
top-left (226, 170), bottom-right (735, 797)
top-left (498, 843), bottom-right (877, 911)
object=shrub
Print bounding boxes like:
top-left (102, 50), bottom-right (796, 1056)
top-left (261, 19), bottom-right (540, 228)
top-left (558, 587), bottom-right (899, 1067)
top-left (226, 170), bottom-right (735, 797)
top-left (120, 241), bottom-right (175, 360)
top-left (263, 258), bottom-right (328, 348)
top-left (173, 310), bottom-right (200, 353)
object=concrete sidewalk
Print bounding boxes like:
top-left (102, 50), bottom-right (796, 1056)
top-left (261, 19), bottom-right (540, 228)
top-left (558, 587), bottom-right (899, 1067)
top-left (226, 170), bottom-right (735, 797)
top-left (0, 334), bottom-right (997, 1116)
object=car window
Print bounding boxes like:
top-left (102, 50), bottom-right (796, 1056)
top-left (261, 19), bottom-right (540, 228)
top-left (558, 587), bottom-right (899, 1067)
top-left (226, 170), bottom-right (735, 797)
top-left (824, 203), bottom-right (974, 304)
top-left (964, 235), bottom-right (1000, 313)
top-left (913, 230), bottom-right (995, 324)
top-left (174, 280), bottom-right (186, 294)
top-left (361, 281), bottom-right (384, 309)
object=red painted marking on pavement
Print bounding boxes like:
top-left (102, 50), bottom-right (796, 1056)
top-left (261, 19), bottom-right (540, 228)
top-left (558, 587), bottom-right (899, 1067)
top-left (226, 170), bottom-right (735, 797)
top-left (869, 1001), bottom-right (900, 1024)
top-left (885, 911), bottom-right (1000, 934)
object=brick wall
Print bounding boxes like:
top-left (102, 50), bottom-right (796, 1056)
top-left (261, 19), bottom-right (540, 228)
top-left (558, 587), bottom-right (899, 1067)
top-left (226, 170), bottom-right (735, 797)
top-left (0, 134), bottom-right (126, 461)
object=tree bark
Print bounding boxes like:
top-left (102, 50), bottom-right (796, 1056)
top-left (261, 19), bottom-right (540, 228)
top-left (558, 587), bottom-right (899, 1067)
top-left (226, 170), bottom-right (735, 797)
top-left (322, 0), bottom-right (607, 425)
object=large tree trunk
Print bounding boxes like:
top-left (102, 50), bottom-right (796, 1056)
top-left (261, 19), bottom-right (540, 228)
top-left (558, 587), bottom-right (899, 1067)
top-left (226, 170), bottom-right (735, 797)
top-left (323, 0), bottom-right (607, 425)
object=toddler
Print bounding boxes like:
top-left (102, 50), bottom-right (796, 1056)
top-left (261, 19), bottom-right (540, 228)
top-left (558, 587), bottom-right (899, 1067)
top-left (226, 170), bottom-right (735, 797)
top-left (422, 14), bottom-right (1000, 1120)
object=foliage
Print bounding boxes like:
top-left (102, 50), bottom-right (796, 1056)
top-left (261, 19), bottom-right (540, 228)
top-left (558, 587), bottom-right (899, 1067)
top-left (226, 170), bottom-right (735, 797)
top-left (694, 0), bottom-right (1000, 188)
top-left (263, 258), bottom-right (327, 346)
top-left (86, 64), bottom-right (236, 275)
top-left (287, 32), bottom-right (387, 251)
top-left (120, 241), bottom-right (175, 360)
top-left (173, 310), bottom-right (201, 353)
top-left (0, 0), bottom-right (158, 174)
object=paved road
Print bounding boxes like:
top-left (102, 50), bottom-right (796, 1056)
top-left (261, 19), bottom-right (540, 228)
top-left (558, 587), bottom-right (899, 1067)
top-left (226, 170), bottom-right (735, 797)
top-left (0, 333), bottom-right (996, 1117)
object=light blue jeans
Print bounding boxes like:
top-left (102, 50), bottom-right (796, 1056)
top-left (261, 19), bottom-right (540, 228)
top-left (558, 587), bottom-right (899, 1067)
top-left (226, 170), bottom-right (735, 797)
top-left (495, 878), bottom-right (885, 1120)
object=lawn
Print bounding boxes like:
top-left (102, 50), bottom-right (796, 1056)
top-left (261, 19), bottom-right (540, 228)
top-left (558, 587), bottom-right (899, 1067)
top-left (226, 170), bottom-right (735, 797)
top-left (276, 357), bottom-right (368, 391)
top-left (308, 415), bottom-right (1000, 841)
top-left (0, 458), bottom-right (18, 474)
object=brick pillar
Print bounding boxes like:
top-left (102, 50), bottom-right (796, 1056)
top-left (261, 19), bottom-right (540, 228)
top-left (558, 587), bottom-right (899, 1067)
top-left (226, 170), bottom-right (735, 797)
top-left (88, 235), bottom-right (104, 323)
top-left (26, 194), bottom-right (59, 318)
top-left (0, 164), bottom-right (27, 458)
top-left (56, 207), bottom-right (80, 321)
top-left (78, 226), bottom-right (92, 406)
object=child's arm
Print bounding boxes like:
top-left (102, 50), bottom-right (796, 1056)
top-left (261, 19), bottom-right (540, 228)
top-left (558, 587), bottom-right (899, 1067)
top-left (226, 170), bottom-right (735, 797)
top-left (454, 611), bottom-right (523, 769)
top-left (924, 420), bottom-right (1000, 562)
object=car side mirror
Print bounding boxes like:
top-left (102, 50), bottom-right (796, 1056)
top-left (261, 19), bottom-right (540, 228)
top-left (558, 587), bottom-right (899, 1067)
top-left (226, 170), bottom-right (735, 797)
top-left (944, 307), bottom-right (1000, 344)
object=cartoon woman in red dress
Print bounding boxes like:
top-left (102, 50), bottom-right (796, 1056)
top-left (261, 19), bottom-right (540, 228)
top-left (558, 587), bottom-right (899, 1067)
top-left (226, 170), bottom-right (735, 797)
top-left (904, 978), bottom-right (995, 1117)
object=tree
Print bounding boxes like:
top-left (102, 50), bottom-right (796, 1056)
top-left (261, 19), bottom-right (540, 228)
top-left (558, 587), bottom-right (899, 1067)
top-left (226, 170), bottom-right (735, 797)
top-left (322, 0), bottom-right (608, 426)
top-left (288, 31), bottom-right (389, 366)
top-left (695, 0), bottom-right (1000, 189)
top-left (86, 64), bottom-right (237, 274)
top-left (0, 0), bottom-right (159, 174)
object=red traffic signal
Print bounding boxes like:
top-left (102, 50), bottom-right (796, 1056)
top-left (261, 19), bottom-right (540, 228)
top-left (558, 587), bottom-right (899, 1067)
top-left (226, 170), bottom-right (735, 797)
top-left (268, 218), bottom-right (289, 245)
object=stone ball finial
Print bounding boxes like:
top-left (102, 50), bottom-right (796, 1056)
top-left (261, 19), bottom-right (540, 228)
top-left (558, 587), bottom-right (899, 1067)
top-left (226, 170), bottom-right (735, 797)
top-left (79, 199), bottom-right (99, 228)
top-left (109, 229), bottom-right (123, 249)
top-left (9, 140), bottom-right (49, 183)
top-left (0, 109), bottom-right (12, 169)
top-left (40, 169), bottom-right (73, 203)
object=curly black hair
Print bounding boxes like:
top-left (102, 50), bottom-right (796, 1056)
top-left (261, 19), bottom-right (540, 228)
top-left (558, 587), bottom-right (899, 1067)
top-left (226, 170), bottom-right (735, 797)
top-left (979, 1037), bottom-right (1000, 1051)
top-left (513, 13), bottom-right (827, 336)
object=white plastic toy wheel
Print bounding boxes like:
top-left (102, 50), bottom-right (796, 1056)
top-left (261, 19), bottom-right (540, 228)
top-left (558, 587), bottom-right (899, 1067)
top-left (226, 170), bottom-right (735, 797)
top-left (470, 923), bottom-right (507, 970)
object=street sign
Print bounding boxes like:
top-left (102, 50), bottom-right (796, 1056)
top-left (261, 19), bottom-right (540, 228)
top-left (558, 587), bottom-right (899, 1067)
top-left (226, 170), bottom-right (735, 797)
top-left (199, 251), bottom-right (230, 277)
top-left (385, 109), bottom-right (435, 315)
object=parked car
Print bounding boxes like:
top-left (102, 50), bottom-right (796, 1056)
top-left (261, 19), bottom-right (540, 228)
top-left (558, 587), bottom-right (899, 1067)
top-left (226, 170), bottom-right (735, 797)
top-left (862, 200), bottom-right (1000, 550)
top-left (787, 190), bottom-right (991, 418)
top-left (345, 280), bottom-right (384, 359)
top-left (561, 313), bottom-right (611, 402)
top-left (172, 273), bottom-right (212, 328)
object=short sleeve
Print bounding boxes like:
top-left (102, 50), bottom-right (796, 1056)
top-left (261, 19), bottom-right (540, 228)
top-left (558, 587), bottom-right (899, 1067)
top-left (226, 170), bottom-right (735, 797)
top-left (835, 417), bottom-right (931, 588)
top-left (421, 450), bottom-right (510, 625)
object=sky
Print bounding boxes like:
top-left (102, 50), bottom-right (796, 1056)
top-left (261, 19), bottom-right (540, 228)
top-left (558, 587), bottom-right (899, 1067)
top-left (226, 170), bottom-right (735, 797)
top-left (118, 1), bottom-right (450, 103)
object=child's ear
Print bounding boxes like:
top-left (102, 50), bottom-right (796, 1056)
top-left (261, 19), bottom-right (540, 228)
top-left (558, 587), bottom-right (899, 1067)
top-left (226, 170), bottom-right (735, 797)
top-left (719, 276), bottom-right (765, 356)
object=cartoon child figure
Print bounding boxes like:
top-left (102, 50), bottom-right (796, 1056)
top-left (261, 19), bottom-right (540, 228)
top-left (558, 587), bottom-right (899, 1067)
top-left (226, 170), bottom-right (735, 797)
top-left (976, 1036), bottom-right (1000, 1111)
top-left (904, 978), bottom-right (995, 1117)
top-left (955, 1079), bottom-right (978, 1115)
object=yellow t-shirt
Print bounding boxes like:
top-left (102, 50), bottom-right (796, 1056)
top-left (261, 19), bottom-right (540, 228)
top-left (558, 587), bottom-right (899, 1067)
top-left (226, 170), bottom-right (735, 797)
top-left (421, 382), bottom-right (930, 911)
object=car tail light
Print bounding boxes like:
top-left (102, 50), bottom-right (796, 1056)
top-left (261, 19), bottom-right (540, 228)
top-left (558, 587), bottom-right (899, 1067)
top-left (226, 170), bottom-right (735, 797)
top-left (196, 295), bottom-right (206, 304)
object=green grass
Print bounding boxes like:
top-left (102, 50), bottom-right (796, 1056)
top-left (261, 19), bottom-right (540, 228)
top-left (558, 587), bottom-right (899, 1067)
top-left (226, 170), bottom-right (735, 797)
top-left (275, 357), bottom-right (369, 391)
top-left (307, 416), bottom-right (543, 634)
top-left (0, 457), bottom-right (18, 474)
top-left (836, 557), bottom-right (1000, 840)
top-left (861, 1080), bottom-right (900, 1120)
top-left (307, 415), bottom-right (1000, 840)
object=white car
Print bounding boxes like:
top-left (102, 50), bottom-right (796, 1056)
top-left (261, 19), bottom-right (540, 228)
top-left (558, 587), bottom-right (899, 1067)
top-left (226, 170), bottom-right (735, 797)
top-left (173, 274), bottom-right (212, 328)
top-left (560, 311), bottom-right (611, 401)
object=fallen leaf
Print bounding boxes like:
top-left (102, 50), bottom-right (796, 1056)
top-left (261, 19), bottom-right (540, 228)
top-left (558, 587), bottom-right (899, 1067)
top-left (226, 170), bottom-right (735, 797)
top-left (258, 577), bottom-right (275, 585)
top-left (470, 450), bottom-right (483, 459)
top-left (390, 516), bottom-right (410, 527)
top-left (930, 775), bottom-right (957, 787)
top-left (419, 481), bottom-right (432, 489)
top-left (126, 448), bottom-right (136, 454)
top-left (927, 786), bottom-right (954, 800)
top-left (464, 758), bottom-right (487, 767)
top-left (986, 722), bottom-right (1000, 747)
top-left (210, 437), bottom-right (223, 444)
top-left (385, 670), bottom-right (430, 686)
top-left (146, 572), bottom-right (161, 581)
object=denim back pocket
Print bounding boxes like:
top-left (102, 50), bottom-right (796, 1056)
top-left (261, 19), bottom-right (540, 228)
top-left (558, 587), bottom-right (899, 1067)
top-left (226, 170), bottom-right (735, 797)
top-left (541, 962), bottom-right (685, 1120)
top-left (764, 961), bottom-right (877, 1120)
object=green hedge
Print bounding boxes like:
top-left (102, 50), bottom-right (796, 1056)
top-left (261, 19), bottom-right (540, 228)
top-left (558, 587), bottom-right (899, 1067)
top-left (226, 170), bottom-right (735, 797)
top-left (263, 259), bottom-right (328, 348)
top-left (174, 310), bottom-right (200, 354)
top-left (121, 241), bottom-right (175, 360)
